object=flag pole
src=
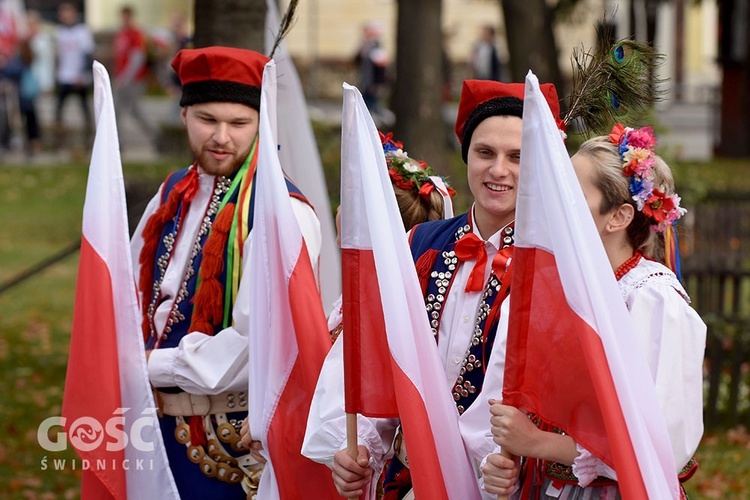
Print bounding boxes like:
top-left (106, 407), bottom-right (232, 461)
top-left (346, 412), bottom-right (358, 458)
top-left (496, 448), bottom-right (513, 500)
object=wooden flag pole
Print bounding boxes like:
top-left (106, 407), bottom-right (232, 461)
top-left (346, 412), bottom-right (358, 459)
top-left (496, 448), bottom-right (513, 500)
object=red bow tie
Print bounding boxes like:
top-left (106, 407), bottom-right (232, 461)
top-left (454, 233), bottom-right (513, 293)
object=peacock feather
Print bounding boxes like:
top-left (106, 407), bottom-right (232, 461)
top-left (269, 0), bottom-right (300, 59)
top-left (565, 34), bottom-right (666, 136)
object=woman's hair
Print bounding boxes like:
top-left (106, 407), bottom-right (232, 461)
top-left (380, 133), bottom-right (452, 230)
top-left (576, 136), bottom-right (676, 262)
top-left (393, 183), bottom-right (445, 231)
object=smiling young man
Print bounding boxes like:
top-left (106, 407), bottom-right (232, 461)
top-left (320, 80), bottom-right (564, 499)
top-left (130, 46), bottom-right (320, 499)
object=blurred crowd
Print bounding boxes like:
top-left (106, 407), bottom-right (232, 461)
top-left (0, 1), bottom-right (192, 158)
top-left (0, 0), bottom-right (508, 161)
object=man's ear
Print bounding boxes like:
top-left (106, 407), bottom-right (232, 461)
top-left (606, 203), bottom-right (635, 234)
top-left (180, 107), bottom-right (187, 126)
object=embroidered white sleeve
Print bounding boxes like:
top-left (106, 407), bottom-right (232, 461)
top-left (571, 444), bottom-right (617, 486)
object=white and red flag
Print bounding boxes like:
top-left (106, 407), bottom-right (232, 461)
top-left (502, 72), bottom-right (679, 498)
top-left (264, 0), bottom-right (341, 309)
top-left (246, 60), bottom-right (338, 499)
top-left (61, 62), bottom-right (179, 499)
top-left (340, 83), bottom-right (482, 499)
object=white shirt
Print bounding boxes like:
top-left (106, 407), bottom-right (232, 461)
top-left (131, 166), bottom-right (321, 395)
top-left (55, 23), bottom-right (94, 85)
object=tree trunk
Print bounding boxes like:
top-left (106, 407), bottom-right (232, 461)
top-left (674, 0), bottom-right (685, 101)
top-left (716, 0), bottom-right (750, 156)
top-left (193, 0), bottom-right (267, 51)
top-left (644, 0), bottom-right (659, 100)
top-left (392, 0), bottom-right (446, 172)
top-left (500, 0), bottom-right (564, 94)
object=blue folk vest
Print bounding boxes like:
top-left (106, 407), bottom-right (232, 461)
top-left (144, 166), bottom-right (307, 351)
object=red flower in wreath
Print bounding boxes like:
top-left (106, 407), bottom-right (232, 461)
top-left (623, 159), bottom-right (639, 177)
top-left (378, 131), bottom-right (403, 150)
top-left (642, 189), bottom-right (675, 223)
top-left (609, 123), bottom-right (626, 145)
top-left (388, 169), bottom-right (415, 190)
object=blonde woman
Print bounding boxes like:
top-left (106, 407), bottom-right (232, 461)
top-left (484, 125), bottom-right (706, 499)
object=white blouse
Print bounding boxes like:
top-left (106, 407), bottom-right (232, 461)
top-left (483, 257), bottom-right (706, 488)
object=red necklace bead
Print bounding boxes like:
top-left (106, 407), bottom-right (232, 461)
top-left (615, 251), bottom-right (642, 281)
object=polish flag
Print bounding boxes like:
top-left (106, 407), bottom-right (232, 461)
top-left (502, 72), bottom-right (679, 498)
top-left (264, 0), bottom-right (341, 309)
top-left (246, 60), bottom-right (339, 499)
top-left (61, 62), bottom-right (179, 499)
top-left (340, 83), bottom-right (481, 499)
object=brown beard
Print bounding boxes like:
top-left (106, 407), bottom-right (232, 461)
top-left (192, 141), bottom-right (253, 177)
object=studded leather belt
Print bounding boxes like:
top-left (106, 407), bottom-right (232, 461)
top-left (156, 390), bottom-right (248, 417)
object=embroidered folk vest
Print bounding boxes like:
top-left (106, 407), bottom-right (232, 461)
top-left (144, 166), bottom-right (308, 350)
top-left (409, 213), bottom-right (514, 414)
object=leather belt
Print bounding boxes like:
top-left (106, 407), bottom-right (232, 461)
top-left (156, 390), bottom-right (248, 417)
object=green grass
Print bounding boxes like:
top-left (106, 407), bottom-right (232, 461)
top-left (0, 165), bottom-right (84, 498)
top-left (0, 163), bottom-right (172, 498)
top-left (1, 151), bottom-right (749, 497)
top-left (685, 429), bottom-right (750, 498)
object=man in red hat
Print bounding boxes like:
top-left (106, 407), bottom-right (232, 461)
top-left (324, 80), bottom-right (564, 499)
top-left (130, 46), bottom-right (321, 499)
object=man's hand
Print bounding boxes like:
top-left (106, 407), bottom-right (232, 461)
top-left (239, 419), bottom-right (266, 464)
top-left (481, 452), bottom-right (519, 495)
top-left (331, 445), bottom-right (372, 498)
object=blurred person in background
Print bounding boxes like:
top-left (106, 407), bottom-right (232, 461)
top-left (18, 10), bottom-right (53, 155)
top-left (471, 24), bottom-right (501, 82)
top-left (54, 1), bottom-right (93, 149)
top-left (27, 10), bottom-right (53, 95)
top-left (114, 5), bottom-right (155, 146)
top-left (0, 0), bottom-right (26, 151)
top-left (354, 21), bottom-right (389, 122)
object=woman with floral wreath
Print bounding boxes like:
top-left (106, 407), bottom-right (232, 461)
top-left (482, 124), bottom-right (706, 499)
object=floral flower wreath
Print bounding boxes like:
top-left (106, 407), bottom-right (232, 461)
top-left (379, 131), bottom-right (456, 201)
top-left (608, 123), bottom-right (686, 232)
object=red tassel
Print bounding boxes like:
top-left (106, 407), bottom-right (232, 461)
top-left (188, 415), bottom-right (207, 447)
top-left (137, 168), bottom-right (201, 342)
top-left (138, 188), bottom-right (182, 342)
top-left (189, 202), bottom-right (236, 335)
top-left (414, 249), bottom-right (439, 295)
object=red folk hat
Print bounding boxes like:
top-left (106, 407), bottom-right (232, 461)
top-left (171, 46), bottom-right (270, 109)
top-left (454, 80), bottom-right (564, 162)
